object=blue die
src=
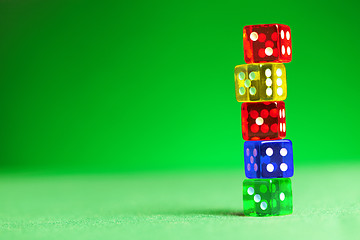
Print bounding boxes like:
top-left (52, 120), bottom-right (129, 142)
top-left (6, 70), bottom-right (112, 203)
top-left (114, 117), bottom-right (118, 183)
top-left (244, 139), bottom-right (293, 179)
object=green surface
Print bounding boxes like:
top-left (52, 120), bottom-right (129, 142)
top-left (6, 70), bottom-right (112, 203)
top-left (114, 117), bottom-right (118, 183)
top-left (0, 0), bottom-right (360, 172)
top-left (0, 165), bottom-right (359, 240)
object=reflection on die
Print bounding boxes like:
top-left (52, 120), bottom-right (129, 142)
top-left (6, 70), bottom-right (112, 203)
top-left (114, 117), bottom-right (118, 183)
top-left (234, 63), bottom-right (287, 102)
top-left (243, 24), bottom-right (292, 64)
top-left (243, 178), bottom-right (293, 216)
top-left (244, 139), bottom-right (293, 179)
top-left (241, 101), bottom-right (286, 140)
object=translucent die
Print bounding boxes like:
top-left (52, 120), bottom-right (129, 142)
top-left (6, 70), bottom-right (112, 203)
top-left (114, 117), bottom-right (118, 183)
top-left (244, 140), bottom-right (294, 179)
top-left (234, 63), bottom-right (287, 102)
top-left (243, 178), bottom-right (293, 216)
top-left (241, 101), bottom-right (286, 140)
top-left (243, 24), bottom-right (292, 63)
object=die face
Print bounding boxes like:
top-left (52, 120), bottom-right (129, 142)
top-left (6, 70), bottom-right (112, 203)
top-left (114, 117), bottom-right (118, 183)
top-left (277, 101), bottom-right (286, 138)
top-left (241, 101), bottom-right (286, 140)
top-left (243, 24), bottom-right (292, 63)
top-left (244, 141), bottom-right (260, 178)
top-left (243, 24), bottom-right (279, 64)
top-left (234, 64), bottom-right (261, 102)
top-left (271, 178), bottom-right (293, 215)
top-left (243, 179), bottom-right (272, 216)
top-left (259, 140), bottom-right (294, 178)
top-left (243, 178), bottom-right (293, 216)
top-left (259, 64), bottom-right (287, 102)
top-left (234, 63), bottom-right (287, 103)
top-left (278, 25), bottom-right (292, 62)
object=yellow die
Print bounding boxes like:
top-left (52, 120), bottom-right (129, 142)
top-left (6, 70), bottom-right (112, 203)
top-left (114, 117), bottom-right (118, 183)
top-left (234, 63), bottom-right (287, 102)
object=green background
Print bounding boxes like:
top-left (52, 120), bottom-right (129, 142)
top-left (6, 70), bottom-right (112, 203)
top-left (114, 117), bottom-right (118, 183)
top-left (0, 1), bottom-right (359, 239)
top-left (1, 0), bottom-right (359, 173)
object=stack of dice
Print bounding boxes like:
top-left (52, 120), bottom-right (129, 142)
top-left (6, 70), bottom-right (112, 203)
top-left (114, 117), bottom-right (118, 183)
top-left (234, 24), bottom-right (294, 216)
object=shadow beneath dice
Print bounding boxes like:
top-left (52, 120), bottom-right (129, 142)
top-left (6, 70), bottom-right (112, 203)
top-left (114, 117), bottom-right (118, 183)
top-left (158, 209), bottom-right (245, 217)
top-left (186, 209), bottom-right (245, 217)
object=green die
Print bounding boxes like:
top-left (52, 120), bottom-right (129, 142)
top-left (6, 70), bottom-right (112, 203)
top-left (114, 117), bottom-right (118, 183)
top-left (243, 178), bottom-right (293, 216)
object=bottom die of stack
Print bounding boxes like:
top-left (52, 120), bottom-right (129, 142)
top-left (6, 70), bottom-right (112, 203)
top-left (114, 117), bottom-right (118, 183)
top-left (243, 178), bottom-right (293, 216)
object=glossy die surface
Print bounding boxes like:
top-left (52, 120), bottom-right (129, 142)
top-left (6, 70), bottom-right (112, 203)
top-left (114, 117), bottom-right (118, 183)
top-left (241, 101), bottom-right (286, 140)
top-left (234, 63), bottom-right (287, 102)
top-left (244, 139), bottom-right (293, 179)
top-left (243, 178), bottom-right (293, 216)
top-left (243, 24), bottom-right (292, 63)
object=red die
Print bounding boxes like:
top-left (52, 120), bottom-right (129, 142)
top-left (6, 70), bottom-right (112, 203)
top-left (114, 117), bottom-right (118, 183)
top-left (241, 101), bottom-right (286, 140)
top-left (243, 24), bottom-right (292, 64)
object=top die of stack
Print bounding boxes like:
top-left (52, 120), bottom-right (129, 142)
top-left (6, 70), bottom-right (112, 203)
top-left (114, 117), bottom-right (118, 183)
top-left (243, 24), bottom-right (292, 64)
